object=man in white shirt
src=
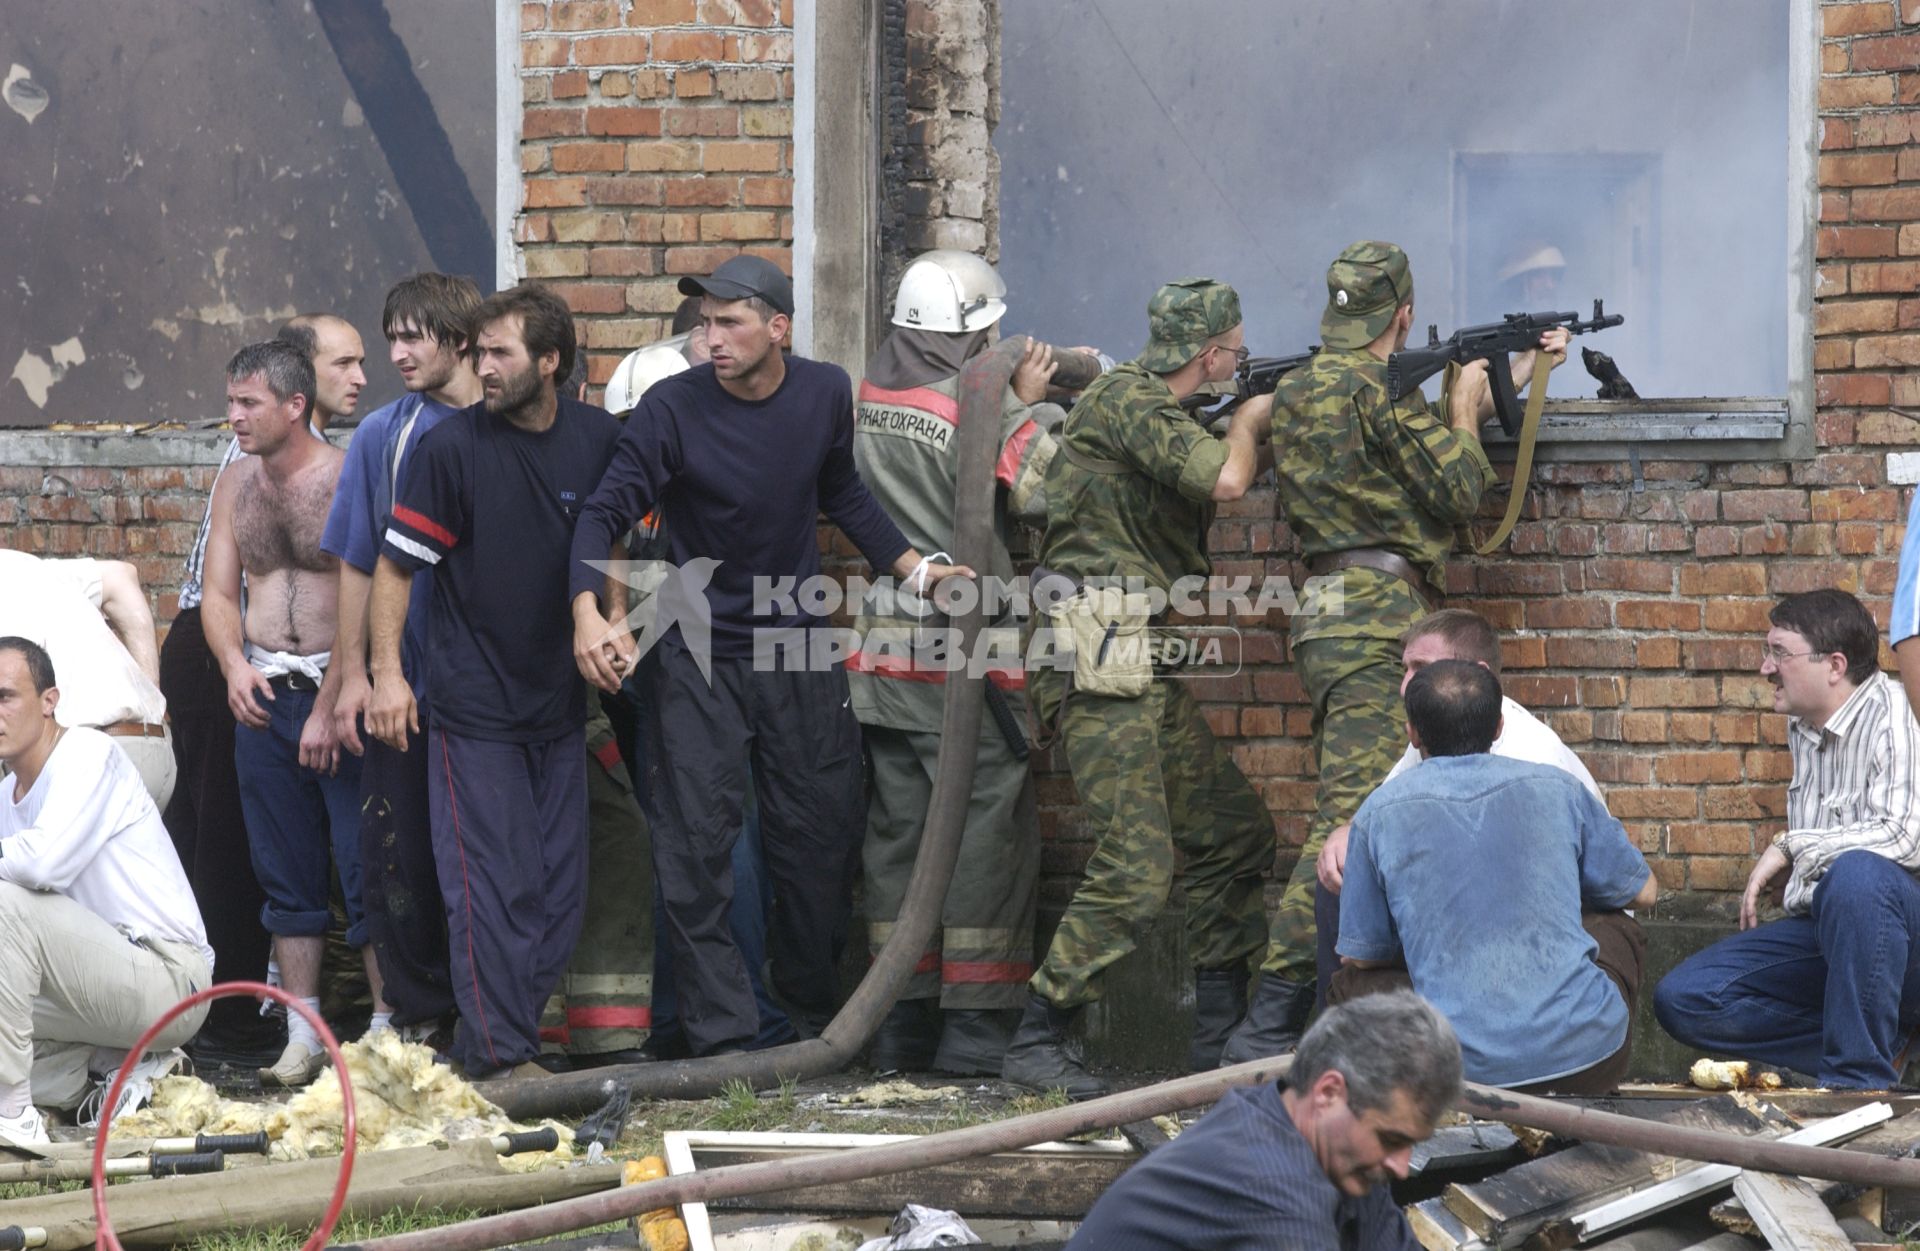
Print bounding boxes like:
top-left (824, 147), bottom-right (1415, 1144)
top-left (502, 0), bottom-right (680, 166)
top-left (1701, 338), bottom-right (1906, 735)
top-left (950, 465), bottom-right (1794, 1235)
top-left (1308, 609), bottom-right (1602, 1015)
top-left (0, 637), bottom-right (212, 1144)
top-left (1657, 590), bottom-right (1920, 1089)
top-left (0, 551), bottom-right (173, 808)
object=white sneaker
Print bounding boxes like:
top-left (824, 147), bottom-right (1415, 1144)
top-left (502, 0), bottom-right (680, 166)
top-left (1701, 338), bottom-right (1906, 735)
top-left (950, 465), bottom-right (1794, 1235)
top-left (0, 1104), bottom-right (49, 1147)
top-left (77, 1048), bottom-right (190, 1128)
top-left (259, 1039), bottom-right (327, 1088)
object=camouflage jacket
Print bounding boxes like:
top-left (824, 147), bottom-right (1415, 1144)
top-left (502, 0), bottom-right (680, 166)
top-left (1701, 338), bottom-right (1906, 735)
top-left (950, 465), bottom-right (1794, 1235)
top-left (847, 371), bottom-right (1058, 732)
top-left (1037, 362), bottom-right (1229, 595)
top-left (1272, 349), bottom-right (1495, 642)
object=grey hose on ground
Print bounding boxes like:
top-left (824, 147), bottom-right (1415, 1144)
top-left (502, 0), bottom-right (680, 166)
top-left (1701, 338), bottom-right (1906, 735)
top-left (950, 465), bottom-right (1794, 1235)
top-left (475, 340), bottom-right (1102, 1120)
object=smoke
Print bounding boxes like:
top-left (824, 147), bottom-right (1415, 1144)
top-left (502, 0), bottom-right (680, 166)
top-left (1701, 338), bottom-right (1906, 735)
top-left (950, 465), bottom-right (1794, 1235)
top-left (998, 0), bottom-right (1790, 401)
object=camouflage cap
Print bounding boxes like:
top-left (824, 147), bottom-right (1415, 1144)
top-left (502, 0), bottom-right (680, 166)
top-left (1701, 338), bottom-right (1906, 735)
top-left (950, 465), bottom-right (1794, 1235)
top-left (1136, 277), bottom-right (1242, 373)
top-left (1319, 241), bottom-right (1413, 351)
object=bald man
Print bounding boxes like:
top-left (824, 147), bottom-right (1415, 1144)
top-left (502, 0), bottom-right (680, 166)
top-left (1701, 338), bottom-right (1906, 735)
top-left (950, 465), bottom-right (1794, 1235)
top-left (278, 313), bottom-right (367, 427)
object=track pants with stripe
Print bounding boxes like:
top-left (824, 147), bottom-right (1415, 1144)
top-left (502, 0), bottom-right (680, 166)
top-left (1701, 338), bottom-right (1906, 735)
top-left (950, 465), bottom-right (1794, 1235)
top-left (427, 724), bottom-right (588, 1074)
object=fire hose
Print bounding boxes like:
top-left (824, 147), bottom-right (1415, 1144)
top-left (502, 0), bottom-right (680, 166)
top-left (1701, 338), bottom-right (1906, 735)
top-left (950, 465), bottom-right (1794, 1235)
top-left (341, 1052), bottom-right (1920, 1251)
top-left (473, 338), bottom-right (1106, 1120)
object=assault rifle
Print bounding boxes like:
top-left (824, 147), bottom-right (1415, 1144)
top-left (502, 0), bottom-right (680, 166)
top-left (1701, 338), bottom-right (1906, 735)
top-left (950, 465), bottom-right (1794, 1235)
top-left (1179, 346), bottom-right (1318, 414)
top-left (1385, 300), bottom-right (1624, 436)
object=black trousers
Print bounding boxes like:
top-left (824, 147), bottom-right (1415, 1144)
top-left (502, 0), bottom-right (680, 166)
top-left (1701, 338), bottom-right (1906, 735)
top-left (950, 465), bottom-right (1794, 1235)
top-left (641, 636), bottom-right (865, 1055)
top-left (159, 606), bottom-right (276, 1044)
top-left (359, 723), bottom-right (455, 1027)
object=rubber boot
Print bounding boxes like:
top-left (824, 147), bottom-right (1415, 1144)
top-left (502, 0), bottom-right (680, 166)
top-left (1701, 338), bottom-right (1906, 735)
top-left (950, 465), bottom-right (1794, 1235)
top-left (1000, 994), bottom-right (1110, 1101)
top-left (868, 998), bottom-right (941, 1072)
top-left (1188, 967), bottom-right (1251, 1072)
top-left (1218, 973), bottom-right (1316, 1067)
top-left (933, 1008), bottom-right (1019, 1076)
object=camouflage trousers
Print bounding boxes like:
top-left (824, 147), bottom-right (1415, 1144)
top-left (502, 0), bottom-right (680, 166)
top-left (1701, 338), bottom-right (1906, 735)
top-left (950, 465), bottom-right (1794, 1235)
top-left (1260, 634), bottom-right (1407, 982)
top-left (863, 721), bottom-right (1039, 1010)
top-left (1031, 668), bottom-right (1272, 1009)
top-left (541, 709), bottom-right (654, 1056)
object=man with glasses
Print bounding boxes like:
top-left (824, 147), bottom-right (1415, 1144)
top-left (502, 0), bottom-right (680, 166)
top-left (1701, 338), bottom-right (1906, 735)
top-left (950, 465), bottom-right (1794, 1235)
top-left (1655, 589), bottom-right (1920, 1089)
top-left (1225, 241), bottom-right (1568, 1065)
top-left (1001, 278), bottom-right (1275, 1098)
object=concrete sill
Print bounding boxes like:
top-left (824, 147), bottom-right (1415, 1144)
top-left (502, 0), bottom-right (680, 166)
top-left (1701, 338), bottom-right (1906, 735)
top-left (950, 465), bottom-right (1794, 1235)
top-left (1478, 398), bottom-right (1794, 464)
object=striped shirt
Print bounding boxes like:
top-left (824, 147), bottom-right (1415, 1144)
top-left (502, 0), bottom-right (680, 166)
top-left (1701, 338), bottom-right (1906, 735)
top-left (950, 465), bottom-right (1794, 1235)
top-left (1779, 670), bottom-right (1920, 914)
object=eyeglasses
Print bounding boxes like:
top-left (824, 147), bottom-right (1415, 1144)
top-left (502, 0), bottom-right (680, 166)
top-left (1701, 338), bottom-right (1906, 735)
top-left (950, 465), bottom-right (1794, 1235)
top-left (1763, 645), bottom-right (1826, 665)
top-left (1212, 344), bottom-right (1250, 364)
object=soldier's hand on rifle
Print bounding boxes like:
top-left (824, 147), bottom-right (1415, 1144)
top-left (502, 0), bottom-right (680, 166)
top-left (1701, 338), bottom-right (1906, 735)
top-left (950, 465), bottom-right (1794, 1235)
top-left (1448, 358), bottom-right (1492, 432)
top-left (1536, 326), bottom-right (1571, 366)
top-left (1230, 392), bottom-right (1275, 441)
top-left (1011, 339), bottom-right (1058, 405)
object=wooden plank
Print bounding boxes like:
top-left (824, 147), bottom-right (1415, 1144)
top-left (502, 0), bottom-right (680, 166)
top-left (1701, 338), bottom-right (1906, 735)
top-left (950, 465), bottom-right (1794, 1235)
top-left (1729, 1172), bottom-right (1851, 1251)
top-left (1406, 1197), bottom-right (1487, 1251)
top-left (693, 1148), bottom-right (1129, 1217)
top-left (1573, 1102), bottom-right (1891, 1240)
top-left (1710, 1107), bottom-right (1920, 1232)
top-left (1441, 1094), bottom-right (1792, 1248)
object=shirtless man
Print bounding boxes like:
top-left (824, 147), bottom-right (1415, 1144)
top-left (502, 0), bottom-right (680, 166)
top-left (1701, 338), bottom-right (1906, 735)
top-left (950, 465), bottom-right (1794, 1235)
top-left (202, 339), bottom-right (382, 1088)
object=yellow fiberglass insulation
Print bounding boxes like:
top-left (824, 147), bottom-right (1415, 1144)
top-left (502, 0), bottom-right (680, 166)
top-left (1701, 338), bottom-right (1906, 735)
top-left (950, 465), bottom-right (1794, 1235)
top-left (109, 1032), bottom-right (574, 1170)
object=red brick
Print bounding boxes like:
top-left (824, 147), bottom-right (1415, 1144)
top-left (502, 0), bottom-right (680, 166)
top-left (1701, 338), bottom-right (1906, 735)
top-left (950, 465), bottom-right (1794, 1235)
top-left (1906, 0), bottom-right (1920, 22)
top-left (676, 69), bottom-right (716, 98)
top-left (544, 281), bottom-right (627, 314)
top-left (716, 67), bottom-right (783, 100)
top-left (1684, 639), bottom-right (1766, 671)
top-left (1544, 638), bottom-right (1635, 669)
top-left (662, 178), bottom-right (736, 207)
top-left (1670, 712), bottom-right (1715, 744)
top-left (1581, 676), bottom-right (1628, 709)
top-left (588, 247), bottom-right (661, 277)
top-left (551, 0), bottom-right (622, 29)
top-left (1501, 636), bottom-right (1547, 670)
top-left (1677, 563), bottom-right (1767, 596)
top-left (1814, 339), bottom-right (1854, 370)
top-left (522, 36), bottom-right (571, 68)
top-left (524, 106), bottom-right (586, 138)
top-left (1851, 260), bottom-right (1920, 292)
top-left (1826, 1), bottom-right (1898, 34)
top-left (1636, 638), bottom-right (1682, 668)
top-left (1817, 372), bottom-right (1894, 406)
top-left (1819, 225), bottom-right (1900, 257)
top-left (742, 176), bottom-right (793, 206)
top-left (740, 33), bottom-right (793, 62)
top-left (1585, 559), bottom-right (1675, 593)
top-left (1653, 751), bottom-right (1744, 785)
top-left (699, 0), bottom-right (780, 24)
top-left (1666, 824), bottom-right (1758, 856)
top-left (1687, 857), bottom-right (1750, 893)
top-left (586, 106), bottom-right (663, 136)
top-left (1825, 41), bottom-right (1852, 74)
top-left (551, 70), bottom-right (590, 99)
top-left (1609, 788), bottom-right (1698, 819)
top-left (525, 177), bottom-right (589, 208)
top-left (587, 175), bottom-right (666, 205)
top-left (703, 141), bottom-right (783, 172)
top-left (1628, 677), bottom-right (1720, 708)
top-left (1823, 118), bottom-right (1857, 152)
top-left (1851, 30), bottom-right (1920, 69)
top-left (1506, 676), bottom-right (1578, 708)
top-left (1615, 600), bottom-right (1702, 631)
top-left (1618, 712), bottom-right (1669, 744)
top-left (653, 30), bottom-right (726, 61)
top-left (1820, 74), bottom-right (1898, 108)
top-left (1769, 561), bottom-right (1861, 594)
top-left (1815, 298), bottom-right (1900, 334)
top-left (551, 141), bottom-right (627, 172)
top-left (629, 0), bottom-right (698, 22)
top-left (1475, 564), bottom-right (1565, 595)
top-left (574, 34), bottom-right (650, 65)
top-left (1838, 522), bottom-right (1883, 554)
top-left (1719, 489), bottom-right (1811, 522)
top-left (626, 140), bottom-right (703, 171)
top-left (1524, 599), bottom-right (1611, 629)
top-left (1811, 487), bottom-right (1901, 520)
top-left (666, 107), bottom-right (741, 137)
top-left (1823, 152), bottom-right (1900, 187)
top-left (522, 2), bottom-right (547, 30)
top-left (1744, 749), bottom-right (1794, 782)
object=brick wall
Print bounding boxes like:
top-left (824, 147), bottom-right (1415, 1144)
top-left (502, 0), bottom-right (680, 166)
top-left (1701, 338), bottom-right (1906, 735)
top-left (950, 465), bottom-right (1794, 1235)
top-left (517, 0), bottom-right (797, 391)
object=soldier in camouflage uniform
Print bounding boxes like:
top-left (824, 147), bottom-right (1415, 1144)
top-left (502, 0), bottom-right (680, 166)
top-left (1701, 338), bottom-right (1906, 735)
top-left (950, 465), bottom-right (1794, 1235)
top-left (850, 251), bottom-right (1063, 1075)
top-left (1221, 241), bottom-right (1567, 1064)
top-left (1001, 278), bottom-right (1276, 1099)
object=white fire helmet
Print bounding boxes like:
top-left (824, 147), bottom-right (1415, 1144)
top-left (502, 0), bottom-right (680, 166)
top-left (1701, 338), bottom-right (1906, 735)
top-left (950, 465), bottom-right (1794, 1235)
top-left (891, 249), bottom-right (1008, 334)
top-left (603, 336), bottom-right (692, 416)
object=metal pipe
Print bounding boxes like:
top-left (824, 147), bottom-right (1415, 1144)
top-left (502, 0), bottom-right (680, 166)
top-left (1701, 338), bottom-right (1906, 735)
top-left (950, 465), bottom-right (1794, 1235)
top-left (347, 1059), bottom-right (1920, 1251)
top-left (476, 336), bottom-right (1036, 1119)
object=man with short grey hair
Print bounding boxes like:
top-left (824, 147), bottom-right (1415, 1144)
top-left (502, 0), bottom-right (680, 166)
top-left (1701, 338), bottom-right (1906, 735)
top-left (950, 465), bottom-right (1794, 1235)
top-left (1068, 991), bottom-right (1461, 1249)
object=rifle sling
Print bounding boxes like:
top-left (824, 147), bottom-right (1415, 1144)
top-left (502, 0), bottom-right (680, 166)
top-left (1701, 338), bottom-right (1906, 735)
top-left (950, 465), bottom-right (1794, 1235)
top-left (1475, 355), bottom-right (1553, 556)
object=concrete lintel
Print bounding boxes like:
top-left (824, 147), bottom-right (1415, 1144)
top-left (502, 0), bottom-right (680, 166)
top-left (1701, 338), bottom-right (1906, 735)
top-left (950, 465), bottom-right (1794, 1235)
top-left (0, 429), bottom-right (237, 468)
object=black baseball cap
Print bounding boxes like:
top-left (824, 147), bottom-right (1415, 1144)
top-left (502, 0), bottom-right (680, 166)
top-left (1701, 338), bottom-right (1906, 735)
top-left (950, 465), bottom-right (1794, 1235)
top-left (677, 255), bottom-right (794, 317)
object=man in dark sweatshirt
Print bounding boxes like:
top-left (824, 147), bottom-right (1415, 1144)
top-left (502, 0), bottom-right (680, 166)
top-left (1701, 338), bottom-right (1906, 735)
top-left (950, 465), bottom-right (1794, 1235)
top-left (569, 255), bottom-right (971, 1056)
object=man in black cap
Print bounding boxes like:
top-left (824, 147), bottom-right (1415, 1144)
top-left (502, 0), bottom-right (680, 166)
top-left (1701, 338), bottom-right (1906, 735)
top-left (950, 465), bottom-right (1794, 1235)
top-left (569, 254), bottom-right (972, 1056)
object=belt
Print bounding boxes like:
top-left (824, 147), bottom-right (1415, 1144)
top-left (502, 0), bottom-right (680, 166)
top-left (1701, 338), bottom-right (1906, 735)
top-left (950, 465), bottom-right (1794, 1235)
top-left (1305, 549), bottom-right (1442, 611)
top-left (267, 672), bottom-right (322, 693)
top-left (103, 719), bottom-right (167, 739)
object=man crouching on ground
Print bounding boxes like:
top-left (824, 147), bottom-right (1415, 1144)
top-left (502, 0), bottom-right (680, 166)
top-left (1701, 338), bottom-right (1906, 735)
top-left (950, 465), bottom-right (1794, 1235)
top-left (0, 638), bottom-right (212, 1144)
top-left (1067, 991), bottom-right (1460, 1249)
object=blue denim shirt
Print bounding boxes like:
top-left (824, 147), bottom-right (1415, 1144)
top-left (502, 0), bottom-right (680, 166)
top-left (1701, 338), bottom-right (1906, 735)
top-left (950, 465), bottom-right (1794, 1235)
top-left (1340, 754), bottom-right (1650, 1087)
